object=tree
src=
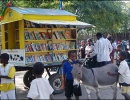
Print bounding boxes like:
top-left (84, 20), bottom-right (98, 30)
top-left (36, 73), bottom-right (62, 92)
top-left (0, 0), bottom-right (129, 34)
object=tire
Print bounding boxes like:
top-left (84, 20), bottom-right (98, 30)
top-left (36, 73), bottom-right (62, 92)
top-left (23, 70), bottom-right (36, 88)
top-left (48, 73), bottom-right (64, 94)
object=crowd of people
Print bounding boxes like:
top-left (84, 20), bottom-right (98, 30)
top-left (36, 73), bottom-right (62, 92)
top-left (78, 33), bottom-right (130, 66)
top-left (1, 32), bottom-right (130, 100)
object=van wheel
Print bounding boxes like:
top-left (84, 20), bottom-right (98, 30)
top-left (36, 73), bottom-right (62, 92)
top-left (48, 73), bottom-right (64, 94)
top-left (23, 70), bottom-right (36, 88)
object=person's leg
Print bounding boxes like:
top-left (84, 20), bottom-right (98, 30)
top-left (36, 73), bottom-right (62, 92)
top-left (65, 80), bottom-right (73, 100)
top-left (7, 90), bottom-right (16, 99)
top-left (73, 84), bottom-right (82, 100)
top-left (1, 91), bottom-right (8, 99)
top-left (121, 86), bottom-right (130, 100)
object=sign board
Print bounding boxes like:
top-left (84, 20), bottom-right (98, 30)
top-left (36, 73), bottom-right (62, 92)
top-left (1, 49), bottom-right (25, 66)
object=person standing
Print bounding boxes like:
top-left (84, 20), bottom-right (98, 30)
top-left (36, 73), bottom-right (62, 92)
top-left (90, 32), bottom-right (113, 67)
top-left (61, 51), bottom-right (82, 100)
top-left (78, 40), bottom-right (86, 59)
top-left (108, 51), bottom-right (130, 100)
top-left (85, 38), bottom-right (94, 58)
top-left (27, 62), bottom-right (54, 99)
top-left (0, 53), bottom-right (16, 99)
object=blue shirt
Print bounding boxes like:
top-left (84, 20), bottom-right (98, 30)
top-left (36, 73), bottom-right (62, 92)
top-left (63, 60), bottom-right (76, 80)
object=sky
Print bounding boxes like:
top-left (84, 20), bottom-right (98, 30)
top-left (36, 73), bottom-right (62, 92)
top-left (124, 1), bottom-right (130, 3)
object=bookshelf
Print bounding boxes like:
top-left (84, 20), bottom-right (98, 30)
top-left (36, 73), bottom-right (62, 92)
top-left (1, 20), bottom-right (77, 65)
top-left (24, 20), bottom-right (77, 65)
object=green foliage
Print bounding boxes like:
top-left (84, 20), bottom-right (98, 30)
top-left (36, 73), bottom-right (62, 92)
top-left (0, 0), bottom-right (130, 34)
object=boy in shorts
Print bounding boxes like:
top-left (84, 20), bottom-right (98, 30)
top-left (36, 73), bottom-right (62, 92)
top-left (0, 53), bottom-right (16, 99)
top-left (27, 62), bottom-right (54, 99)
top-left (61, 50), bottom-right (82, 100)
top-left (108, 51), bottom-right (130, 100)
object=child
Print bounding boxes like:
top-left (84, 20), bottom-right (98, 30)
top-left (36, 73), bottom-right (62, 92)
top-left (0, 53), bottom-right (16, 99)
top-left (27, 62), bottom-right (54, 99)
top-left (116, 44), bottom-right (122, 65)
top-left (61, 50), bottom-right (82, 100)
top-left (107, 51), bottom-right (130, 100)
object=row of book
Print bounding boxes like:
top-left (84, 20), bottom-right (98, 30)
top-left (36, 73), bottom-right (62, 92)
top-left (24, 20), bottom-right (76, 28)
top-left (25, 31), bottom-right (72, 40)
top-left (25, 42), bottom-right (76, 52)
top-left (25, 31), bottom-right (51, 40)
top-left (25, 53), bottom-right (67, 64)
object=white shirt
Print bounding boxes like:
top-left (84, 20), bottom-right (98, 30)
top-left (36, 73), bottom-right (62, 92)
top-left (112, 42), bottom-right (117, 50)
top-left (85, 45), bottom-right (94, 58)
top-left (118, 60), bottom-right (130, 84)
top-left (27, 78), bottom-right (54, 99)
top-left (90, 37), bottom-right (113, 62)
top-left (0, 63), bottom-right (14, 83)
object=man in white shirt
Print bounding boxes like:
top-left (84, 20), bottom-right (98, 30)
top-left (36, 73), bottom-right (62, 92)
top-left (90, 32), bottom-right (113, 67)
top-left (108, 51), bottom-right (130, 100)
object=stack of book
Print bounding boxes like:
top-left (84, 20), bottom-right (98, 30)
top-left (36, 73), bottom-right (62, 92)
top-left (25, 53), bottom-right (67, 64)
top-left (52, 31), bottom-right (72, 39)
top-left (25, 41), bottom-right (75, 52)
top-left (25, 31), bottom-right (51, 40)
top-left (25, 42), bottom-right (53, 52)
top-left (52, 43), bottom-right (70, 50)
top-left (24, 20), bottom-right (76, 28)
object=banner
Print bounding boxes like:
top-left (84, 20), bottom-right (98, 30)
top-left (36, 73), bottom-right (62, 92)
top-left (1, 49), bottom-right (25, 66)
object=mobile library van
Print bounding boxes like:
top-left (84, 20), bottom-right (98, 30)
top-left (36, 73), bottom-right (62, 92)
top-left (0, 7), bottom-right (94, 94)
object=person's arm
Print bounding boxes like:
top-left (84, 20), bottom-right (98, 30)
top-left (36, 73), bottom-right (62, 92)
top-left (61, 63), bottom-right (66, 89)
top-left (27, 81), bottom-right (39, 99)
top-left (61, 74), bottom-right (66, 89)
top-left (107, 71), bottom-right (120, 76)
top-left (108, 40), bottom-right (113, 53)
top-left (89, 42), bottom-right (98, 57)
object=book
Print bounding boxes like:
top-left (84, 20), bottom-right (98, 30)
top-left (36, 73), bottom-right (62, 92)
top-left (70, 42), bottom-right (75, 49)
top-left (52, 33), bottom-right (57, 39)
top-left (55, 31), bottom-right (60, 39)
top-left (31, 32), bottom-right (36, 40)
top-left (64, 31), bottom-right (72, 39)
top-left (58, 31), bottom-right (65, 39)
top-left (41, 32), bottom-right (48, 39)
top-left (45, 32), bottom-right (51, 39)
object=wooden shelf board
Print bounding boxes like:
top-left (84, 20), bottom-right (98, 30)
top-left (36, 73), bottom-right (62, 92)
top-left (24, 28), bottom-right (51, 30)
top-left (52, 39), bottom-right (76, 41)
top-left (26, 51), bottom-right (51, 53)
top-left (52, 49), bottom-right (77, 52)
top-left (25, 39), bottom-right (52, 42)
top-left (24, 28), bottom-right (76, 30)
top-left (25, 39), bottom-right (76, 42)
top-left (26, 62), bottom-right (53, 65)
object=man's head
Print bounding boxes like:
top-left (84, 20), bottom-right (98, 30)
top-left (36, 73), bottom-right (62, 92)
top-left (87, 38), bottom-right (93, 45)
top-left (96, 32), bottom-right (102, 40)
top-left (81, 40), bottom-right (85, 46)
top-left (68, 50), bottom-right (76, 62)
top-left (117, 44), bottom-right (122, 51)
top-left (119, 51), bottom-right (127, 61)
top-left (0, 53), bottom-right (9, 64)
top-left (33, 62), bottom-right (44, 76)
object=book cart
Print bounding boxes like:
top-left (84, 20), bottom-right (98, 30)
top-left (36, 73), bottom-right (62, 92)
top-left (0, 7), bottom-right (93, 94)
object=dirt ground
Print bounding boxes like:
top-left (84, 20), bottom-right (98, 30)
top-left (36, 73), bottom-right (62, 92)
top-left (14, 71), bottom-right (125, 99)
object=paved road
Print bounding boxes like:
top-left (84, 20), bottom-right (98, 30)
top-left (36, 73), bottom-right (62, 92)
top-left (14, 71), bottom-right (125, 99)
